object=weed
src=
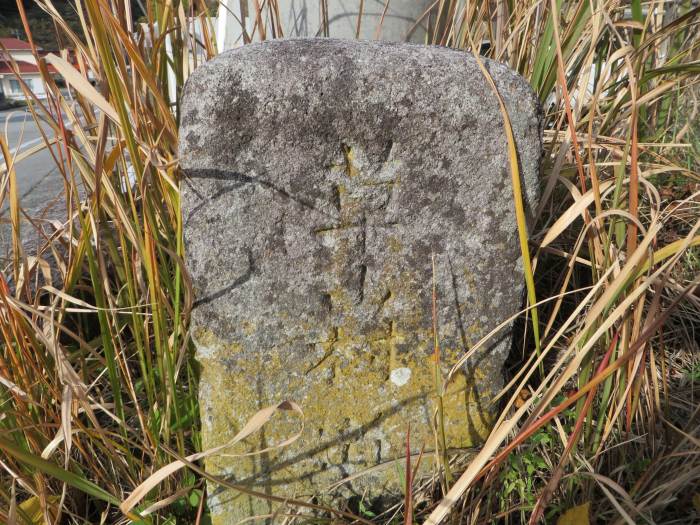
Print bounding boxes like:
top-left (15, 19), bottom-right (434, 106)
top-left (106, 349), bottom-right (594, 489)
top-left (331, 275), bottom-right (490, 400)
top-left (0, 1), bottom-right (698, 524)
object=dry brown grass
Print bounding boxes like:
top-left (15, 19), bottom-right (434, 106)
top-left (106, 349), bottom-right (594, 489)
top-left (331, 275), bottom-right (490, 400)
top-left (0, 0), bottom-right (698, 524)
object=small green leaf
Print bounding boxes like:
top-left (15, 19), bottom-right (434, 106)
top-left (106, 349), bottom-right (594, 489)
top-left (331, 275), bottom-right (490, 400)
top-left (189, 489), bottom-right (202, 508)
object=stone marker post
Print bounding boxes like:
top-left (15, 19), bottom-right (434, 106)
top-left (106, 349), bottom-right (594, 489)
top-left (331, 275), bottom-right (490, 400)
top-left (180, 39), bottom-right (541, 523)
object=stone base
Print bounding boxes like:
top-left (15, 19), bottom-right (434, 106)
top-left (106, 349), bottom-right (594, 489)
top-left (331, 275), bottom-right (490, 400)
top-left (196, 327), bottom-right (497, 524)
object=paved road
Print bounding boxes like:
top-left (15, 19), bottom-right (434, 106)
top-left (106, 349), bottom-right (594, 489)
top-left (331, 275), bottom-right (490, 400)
top-left (0, 108), bottom-right (67, 267)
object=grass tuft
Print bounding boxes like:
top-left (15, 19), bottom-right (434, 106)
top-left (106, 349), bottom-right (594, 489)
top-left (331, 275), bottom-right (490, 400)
top-left (0, 0), bottom-right (698, 524)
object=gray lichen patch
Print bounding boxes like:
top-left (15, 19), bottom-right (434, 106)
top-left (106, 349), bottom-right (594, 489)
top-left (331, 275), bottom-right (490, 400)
top-left (179, 38), bottom-right (542, 523)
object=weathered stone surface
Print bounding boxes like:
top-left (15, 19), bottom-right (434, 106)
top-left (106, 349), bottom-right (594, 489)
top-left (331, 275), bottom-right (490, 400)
top-left (180, 38), bottom-right (541, 522)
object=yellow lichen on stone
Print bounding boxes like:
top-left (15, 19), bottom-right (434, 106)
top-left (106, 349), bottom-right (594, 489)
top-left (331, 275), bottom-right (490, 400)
top-left (329, 144), bottom-right (361, 179)
top-left (197, 312), bottom-right (494, 524)
top-left (388, 237), bottom-right (403, 254)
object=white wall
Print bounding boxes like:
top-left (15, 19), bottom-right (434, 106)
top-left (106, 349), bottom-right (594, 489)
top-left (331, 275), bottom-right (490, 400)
top-left (0, 74), bottom-right (46, 100)
top-left (6, 50), bottom-right (37, 65)
top-left (217, 0), bottom-right (436, 51)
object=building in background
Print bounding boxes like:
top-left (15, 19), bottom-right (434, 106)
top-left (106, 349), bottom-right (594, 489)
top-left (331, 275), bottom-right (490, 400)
top-left (0, 37), bottom-right (52, 100)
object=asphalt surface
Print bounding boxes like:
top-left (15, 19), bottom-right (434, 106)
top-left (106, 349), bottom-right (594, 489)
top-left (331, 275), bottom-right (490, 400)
top-left (0, 107), bottom-right (67, 267)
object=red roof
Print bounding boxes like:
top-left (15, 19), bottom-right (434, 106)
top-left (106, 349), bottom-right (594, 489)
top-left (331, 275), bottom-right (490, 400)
top-left (0, 38), bottom-right (37, 51)
top-left (0, 60), bottom-right (56, 74)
